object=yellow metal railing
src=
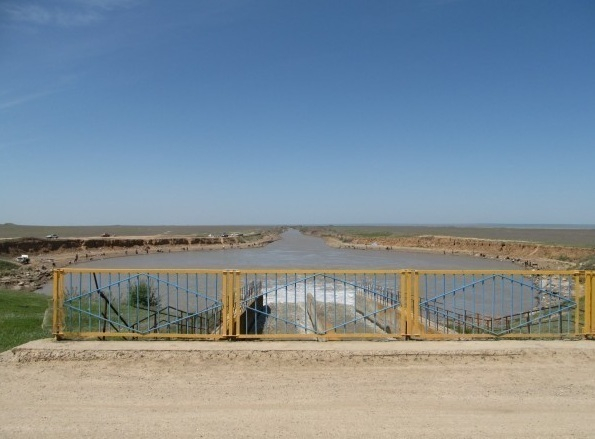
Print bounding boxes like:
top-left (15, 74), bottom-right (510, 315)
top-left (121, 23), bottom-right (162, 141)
top-left (52, 268), bottom-right (595, 340)
top-left (412, 270), bottom-right (588, 340)
top-left (586, 272), bottom-right (595, 336)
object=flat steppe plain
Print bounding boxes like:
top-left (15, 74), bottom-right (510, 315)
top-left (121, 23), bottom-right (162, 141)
top-left (0, 224), bottom-right (272, 239)
top-left (2, 224), bottom-right (595, 247)
top-left (1, 340), bottom-right (594, 438)
top-left (311, 225), bottom-right (595, 247)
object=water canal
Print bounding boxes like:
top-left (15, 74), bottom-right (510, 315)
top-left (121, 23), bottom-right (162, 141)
top-left (75, 228), bottom-right (519, 270)
top-left (53, 230), bottom-right (567, 336)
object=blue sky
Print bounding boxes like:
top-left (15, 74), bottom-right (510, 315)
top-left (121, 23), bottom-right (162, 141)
top-left (1, 0), bottom-right (594, 226)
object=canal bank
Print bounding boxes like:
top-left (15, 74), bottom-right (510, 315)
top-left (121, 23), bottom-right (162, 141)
top-left (0, 228), bottom-right (583, 292)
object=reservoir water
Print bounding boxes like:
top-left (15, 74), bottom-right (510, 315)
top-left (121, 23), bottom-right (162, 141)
top-left (76, 229), bottom-right (519, 270)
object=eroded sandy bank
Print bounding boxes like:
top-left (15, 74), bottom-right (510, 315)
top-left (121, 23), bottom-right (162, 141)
top-left (0, 232), bottom-right (280, 290)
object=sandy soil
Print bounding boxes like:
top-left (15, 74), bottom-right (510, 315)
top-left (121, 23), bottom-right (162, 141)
top-left (31, 235), bottom-right (273, 267)
top-left (320, 235), bottom-right (584, 270)
top-left (1, 340), bottom-right (594, 438)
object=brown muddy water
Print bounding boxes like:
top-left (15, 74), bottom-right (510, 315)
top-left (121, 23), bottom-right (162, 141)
top-left (75, 229), bottom-right (519, 270)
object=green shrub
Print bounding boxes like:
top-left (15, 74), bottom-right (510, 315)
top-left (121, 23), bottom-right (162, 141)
top-left (128, 281), bottom-right (160, 309)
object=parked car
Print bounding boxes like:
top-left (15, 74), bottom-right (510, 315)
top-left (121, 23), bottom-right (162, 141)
top-left (16, 255), bottom-right (30, 264)
top-left (46, 234), bottom-right (58, 239)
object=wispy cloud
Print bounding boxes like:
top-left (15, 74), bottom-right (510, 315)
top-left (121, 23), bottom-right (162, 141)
top-left (3, 4), bottom-right (100, 26)
top-left (0, 89), bottom-right (57, 111)
top-left (70, 0), bottom-right (139, 12)
top-left (2, 0), bottom-right (139, 27)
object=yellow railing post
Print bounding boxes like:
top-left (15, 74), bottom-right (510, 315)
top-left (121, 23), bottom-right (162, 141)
top-left (400, 270), bottom-right (412, 339)
top-left (221, 270), bottom-right (241, 339)
top-left (52, 269), bottom-right (64, 340)
top-left (232, 271), bottom-right (242, 337)
top-left (399, 271), bottom-right (406, 337)
top-left (222, 271), bottom-right (231, 337)
top-left (585, 271), bottom-right (594, 337)
top-left (412, 270), bottom-right (421, 337)
top-left (574, 271), bottom-right (581, 336)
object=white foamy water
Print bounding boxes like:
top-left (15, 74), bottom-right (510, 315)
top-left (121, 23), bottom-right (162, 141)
top-left (261, 278), bottom-right (358, 305)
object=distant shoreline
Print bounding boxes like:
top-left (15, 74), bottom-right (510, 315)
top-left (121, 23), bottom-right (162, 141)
top-left (298, 225), bottom-right (595, 248)
top-left (2, 223), bottom-right (595, 242)
top-left (2, 225), bottom-right (595, 291)
top-left (0, 224), bottom-right (283, 240)
top-left (301, 226), bottom-right (595, 271)
top-left (0, 231), bottom-right (282, 291)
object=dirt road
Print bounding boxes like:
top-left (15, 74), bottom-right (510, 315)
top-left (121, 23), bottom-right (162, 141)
top-left (1, 340), bottom-right (594, 438)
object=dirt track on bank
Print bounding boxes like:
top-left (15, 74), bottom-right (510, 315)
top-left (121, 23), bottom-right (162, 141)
top-left (1, 340), bottom-right (594, 438)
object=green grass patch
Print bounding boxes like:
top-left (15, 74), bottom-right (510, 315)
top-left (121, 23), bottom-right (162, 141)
top-left (0, 289), bottom-right (51, 352)
top-left (0, 259), bottom-right (20, 274)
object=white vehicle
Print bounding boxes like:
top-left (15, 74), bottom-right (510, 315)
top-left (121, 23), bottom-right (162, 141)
top-left (46, 234), bottom-right (58, 239)
top-left (16, 255), bottom-right (30, 264)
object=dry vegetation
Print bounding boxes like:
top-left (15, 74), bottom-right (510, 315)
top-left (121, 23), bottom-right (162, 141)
top-left (302, 225), bottom-right (595, 247)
